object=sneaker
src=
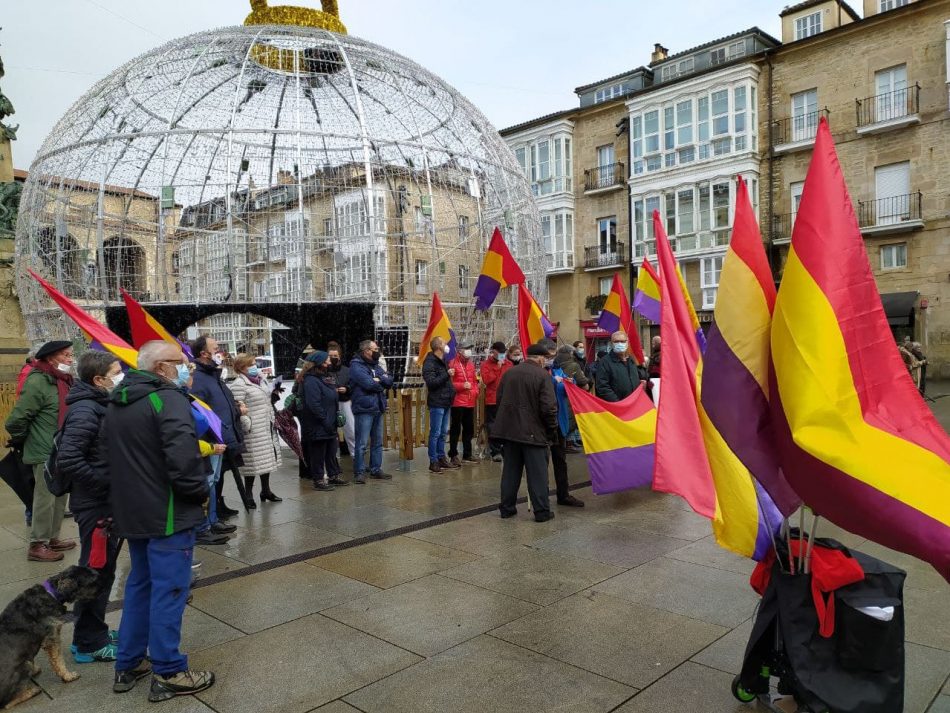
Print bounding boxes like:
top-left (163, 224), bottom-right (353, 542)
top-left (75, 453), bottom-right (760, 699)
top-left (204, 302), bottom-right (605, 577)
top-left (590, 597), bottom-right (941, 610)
top-left (557, 495), bottom-right (585, 508)
top-left (195, 531), bottom-right (228, 546)
top-left (439, 456), bottom-right (461, 470)
top-left (369, 471), bottom-right (392, 480)
top-left (49, 538), bottom-right (77, 552)
top-left (353, 475), bottom-right (366, 485)
top-left (113, 659), bottom-right (152, 693)
top-left (328, 476), bottom-right (350, 486)
top-left (210, 521), bottom-right (236, 535)
top-left (313, 479), bottom-right (335, 491)
top-left (74, 643), bottom-right (117, 664)
top-left (27, 543), bottom-right (63, 562)
top-left (428, 460), bottom-right (442, 473)
top-left (148, 670), bottom-right (215, 702)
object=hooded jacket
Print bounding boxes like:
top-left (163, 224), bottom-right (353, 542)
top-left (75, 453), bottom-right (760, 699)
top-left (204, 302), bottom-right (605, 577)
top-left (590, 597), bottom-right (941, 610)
top-left (480, 356), bottom-right (512, 406)
top-left (5, 370), bottom-right (61, 465)
top-left (105, 370), bottom-right (209, 539)
top-left (58, 381), bottom-right (110, 515)
top-left (300, 371), bottom-right (340, 440)
top-left (490, 362), bottom-right (558, 446)
top-left (422, 352), bottom-right (455, 409)
top-left (450, 355), bottom-right (478, 408)
top-left (189, 361), bottom-right (245, 454)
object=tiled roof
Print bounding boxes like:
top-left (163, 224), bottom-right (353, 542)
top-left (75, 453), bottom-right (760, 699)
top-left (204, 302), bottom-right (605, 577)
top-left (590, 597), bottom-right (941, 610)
top-left (779, 0), bottom-right (861, 21)
top-left (499, 108), bottom-right (575, 136)
top-left (652, 26), bottom-right (780, 66)
top-left (14, 169), bottom-right (158, 199)
top-left (574, 66), bottom-right (651, 94)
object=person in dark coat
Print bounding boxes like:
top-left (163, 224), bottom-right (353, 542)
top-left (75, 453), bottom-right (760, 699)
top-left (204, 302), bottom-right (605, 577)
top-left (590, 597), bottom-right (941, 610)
top-left (421, 337), bottom-right (457, 473)
top-left (492, 343), bottom-right (559, 522)
top-left (189, 335), bottom-right (243, 543)
top-left (349, 339), bottom-right (394, 483)
top-left (58, 351), bottom-right (125, 663)
top-left (299, 351), bottom-right (347, 490)
top-left (648, 335), bottom-right (662, 379)
top-left (105, 340), bottom-right (214, 701)
top-left (326, 341), bottom-right (355, 457)
top-left (595, 330), bottom-right (644, 402)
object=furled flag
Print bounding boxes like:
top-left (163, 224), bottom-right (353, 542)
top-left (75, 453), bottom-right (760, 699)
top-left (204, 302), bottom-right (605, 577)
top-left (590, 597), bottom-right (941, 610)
top-left (676, 264), bottom-right (707, 354)
top-left (418, 292), bottom-right (457, 362)
top-left (472, 227), bottom-right (526, 311)
top-left (517, 283), bottom-right (555, 350)
top-left (633, 258), bottom-right (661, 324)
top-left (121, 289), bottom-right (193, 358)
top-left (771, 117), bottom-right (950, 579)
top-left (700, 177), bottom-right (801, 517)
top-left (564, 381), bottom-right (655, 495)
top-left (29, 270), bottom-right (138, 368)
top-left (597, 273), bottom-right (645, 364)
top-left (652, 212), bottom-right (778, 559)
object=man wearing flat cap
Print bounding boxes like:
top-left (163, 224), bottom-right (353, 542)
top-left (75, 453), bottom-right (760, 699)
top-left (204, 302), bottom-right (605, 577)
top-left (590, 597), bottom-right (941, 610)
top-left (491, 342), bottom-right (559, 522)
top-left (5, 340), bottom-right (77, 561)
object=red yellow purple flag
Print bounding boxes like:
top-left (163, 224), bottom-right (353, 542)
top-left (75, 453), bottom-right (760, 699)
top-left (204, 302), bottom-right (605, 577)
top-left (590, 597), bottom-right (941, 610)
top-left (29, 270), bottom-right (138, 368)
top-left (517, 283), bottom-right (554, 350)
top-left (597, 273), bottom-right (645, 364)
top-left (121, 289), bottom-right (193, 359)
top-left (633, 258), bottom-right (661, 324)
top-left (564, 381), bottom-right (654, 494)
top-left (473, 227), bottom-right (526, 311)
top-left (771, 117), bottom-right (950, 579)
top-left (418, 292), bottom-right (457, 362)
top-left (700, 177), bottom-right (801, 517)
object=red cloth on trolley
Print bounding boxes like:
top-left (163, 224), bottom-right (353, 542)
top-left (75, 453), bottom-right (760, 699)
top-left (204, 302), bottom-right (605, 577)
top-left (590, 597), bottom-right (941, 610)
top-left (751, 539), bottom-right (864, 637)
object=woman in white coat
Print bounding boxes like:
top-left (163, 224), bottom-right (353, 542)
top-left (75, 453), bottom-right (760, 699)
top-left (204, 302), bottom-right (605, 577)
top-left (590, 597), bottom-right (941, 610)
top-left (229, 354), bottom-right (282, 504)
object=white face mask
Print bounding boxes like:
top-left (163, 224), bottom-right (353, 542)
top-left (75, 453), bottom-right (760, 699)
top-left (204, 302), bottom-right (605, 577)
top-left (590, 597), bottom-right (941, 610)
top-left (110, 372), bottom-right (125, 387)
top-left (212, 353), bottom-right (224, 366)
top-left (56, 362), bottom-right (72, 373)
top-left (462, 349), bottom-right (473, 359)
top-left (576, 348), bottom-right (585, 358)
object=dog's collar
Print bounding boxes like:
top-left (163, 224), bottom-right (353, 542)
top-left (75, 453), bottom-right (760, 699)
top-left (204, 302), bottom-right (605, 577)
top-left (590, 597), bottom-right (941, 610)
top-left (42, 580), bottom-right (64, 604)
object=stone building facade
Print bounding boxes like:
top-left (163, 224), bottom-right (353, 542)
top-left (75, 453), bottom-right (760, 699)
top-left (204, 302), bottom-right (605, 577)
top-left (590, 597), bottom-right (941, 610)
top-left (762, 0), bottom-right (950, 375)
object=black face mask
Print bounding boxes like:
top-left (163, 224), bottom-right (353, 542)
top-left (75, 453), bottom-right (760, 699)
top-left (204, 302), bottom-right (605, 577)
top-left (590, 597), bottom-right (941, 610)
top-left (330, 357), bottom-right (341, 367)
top-left (371, 351), bottom-right (381, 364)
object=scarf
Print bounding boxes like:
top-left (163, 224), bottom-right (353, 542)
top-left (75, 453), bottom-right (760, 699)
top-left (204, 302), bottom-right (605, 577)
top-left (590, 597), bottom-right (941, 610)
top-left (247, 374), bottom-right (262, 386)
top-left (31, 360), bottom-right (74, 427)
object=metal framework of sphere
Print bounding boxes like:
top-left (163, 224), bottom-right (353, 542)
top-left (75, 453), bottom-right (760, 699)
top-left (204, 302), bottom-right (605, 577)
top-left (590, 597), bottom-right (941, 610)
top-left (14, 24), bottom-right (543, 364)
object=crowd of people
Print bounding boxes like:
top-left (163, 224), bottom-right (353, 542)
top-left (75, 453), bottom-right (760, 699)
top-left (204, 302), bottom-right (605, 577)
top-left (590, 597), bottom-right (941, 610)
top-left (0, 327), bottom-right (661, 703)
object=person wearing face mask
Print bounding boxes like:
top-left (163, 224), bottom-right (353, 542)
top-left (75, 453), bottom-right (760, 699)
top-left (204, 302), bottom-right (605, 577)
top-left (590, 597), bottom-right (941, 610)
top-left (326, 341), bottom-right (355, 458)
top-left (6, 339), bottom-right (77, 562)
top-left (448, 340), bottom-right (479, 466)
top-left (228, 354), bottom-right (282, 504)
top-left (57, 351), bottom-right (124, 663)
top-left (479, 341), bottom-right (512, 463)
top-left (348, 339), bottom-right (394, 483)
top-left (105, 340), bottom-right (214, 701)
top-left (595, 330), bottom-right (644, 403)
top-left (572, 340), bottom-right (592, 382)
top-left (507, 345), bottom-right (523, 366)
top-left (421, 336), bottom-right (458, 473)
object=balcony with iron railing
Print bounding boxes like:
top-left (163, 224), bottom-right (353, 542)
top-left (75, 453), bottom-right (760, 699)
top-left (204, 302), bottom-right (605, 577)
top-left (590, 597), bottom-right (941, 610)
top-left (770, 108), bottom-right (829, 155)
top-left (856, 84), bottom-right (920, 134)
top-left (857, 192), bottom-right (924, 236)
top-left (584, 162), bottom-right (626, 192)
top-left (584, 241), bottom-right (625, 270)
top-left (771, 213), bottom-right (795, 245)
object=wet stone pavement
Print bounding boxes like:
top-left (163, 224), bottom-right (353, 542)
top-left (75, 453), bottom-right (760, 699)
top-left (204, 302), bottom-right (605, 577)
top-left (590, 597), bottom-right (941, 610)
top-left (0, 385), bottom-right (948, 712)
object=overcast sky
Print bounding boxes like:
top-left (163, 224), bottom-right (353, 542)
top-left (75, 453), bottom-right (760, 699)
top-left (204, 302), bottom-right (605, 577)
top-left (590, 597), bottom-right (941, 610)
top-left (3, 0), bottom-right (787, 170)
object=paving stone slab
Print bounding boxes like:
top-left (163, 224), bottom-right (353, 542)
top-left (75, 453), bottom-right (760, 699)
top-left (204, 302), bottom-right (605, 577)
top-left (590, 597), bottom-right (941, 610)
top-left (530, 522), bottom-right (691, 568)
top-left (206, 520), bottom-right (350, 565)
top-left (929, 696), bottom-right (950, 713)
top-left (441, 545), bottom-right (623, 605)
top-left (592, 556), bottom-right (760, 628)
top-left (604, 507), bottom-right (713, 541)
top-left (309, 535), bottom-right (479, 588)
top-left (298, 504), bottom-right (432, 538)
top-left (344, 634), bottom-right (635, 713)
top-left (856, 540), bottom-right (945, 592)
top-left (189, 561), bottom-right (378, 633)
top-left (192, 613), bottom-right (421, 713)
top-left (405, 511), bottom-right (573, 556)
top-left (322, 573), bottom-right (538, 656)
top-left (490, 590), bottom-right (727, 688)
top-left (613, 661), bottom-right (751, 712)
top-left (0, 546), bottom-right (81, 586)
top-left (311, 702), bottom-right (364, 713)
top-left (666, 536), bottom-right (756, 576)
top-left (906, 642), bottom-right (950, 713)
top-left (690, 617), bottom-right (754, 675)
top-left (906, 586), bottom-right (950, 651)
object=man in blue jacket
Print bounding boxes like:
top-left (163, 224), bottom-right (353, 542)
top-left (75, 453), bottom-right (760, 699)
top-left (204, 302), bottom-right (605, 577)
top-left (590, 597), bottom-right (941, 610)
top-left (188, 335), bottom-right (241, 545)
top-left (348, 339), bottom-right (394, 484)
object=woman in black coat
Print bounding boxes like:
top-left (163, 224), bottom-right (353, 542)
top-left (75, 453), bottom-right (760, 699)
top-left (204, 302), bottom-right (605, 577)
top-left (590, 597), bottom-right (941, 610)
top-left (298, 351), bottom-right (346, 491)
top-left (57, 350), bottom-right (124, 663)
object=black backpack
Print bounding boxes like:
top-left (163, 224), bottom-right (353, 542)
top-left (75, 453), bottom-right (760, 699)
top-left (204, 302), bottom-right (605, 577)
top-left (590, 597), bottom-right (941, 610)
top-left (43, 426), bottom-right (71, 497)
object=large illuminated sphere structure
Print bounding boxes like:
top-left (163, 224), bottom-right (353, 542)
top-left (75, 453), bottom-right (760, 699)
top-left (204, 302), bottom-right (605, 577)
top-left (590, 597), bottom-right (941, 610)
top-left (14, 16), bottom-right (543, 362)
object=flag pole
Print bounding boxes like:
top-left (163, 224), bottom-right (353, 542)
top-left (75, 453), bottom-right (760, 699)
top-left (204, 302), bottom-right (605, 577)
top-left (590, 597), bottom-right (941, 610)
top-left (804, 513), bottom-right (820, 574)
top-left (753, 484), bottom-right (784, 572)
top-left (797, 508), bottom-right (806, 573)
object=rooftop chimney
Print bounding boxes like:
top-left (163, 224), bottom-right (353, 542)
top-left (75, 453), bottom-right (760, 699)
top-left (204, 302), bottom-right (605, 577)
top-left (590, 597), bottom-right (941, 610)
top-left (651, 43), bottom-right (669, 64)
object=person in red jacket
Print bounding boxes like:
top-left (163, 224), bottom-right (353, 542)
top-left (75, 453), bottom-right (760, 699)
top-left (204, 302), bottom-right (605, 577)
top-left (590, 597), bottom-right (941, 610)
top-left (480, 341), bottom-right (512, 462)
top-left (448, 341), bottom-right (479, 466)
top-left (15, 357), bottom-right (34, 398)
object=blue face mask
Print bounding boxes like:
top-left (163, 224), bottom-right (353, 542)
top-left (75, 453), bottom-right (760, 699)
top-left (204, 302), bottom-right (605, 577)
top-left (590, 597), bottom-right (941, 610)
top-left (496, 352), bottom-right (506, 362)
top-left (613, 342), bottom-right (628, 354)
top-left (247, 366), bottom-right (260, 377)
top-left (175, 363), bottom-right (190, 387)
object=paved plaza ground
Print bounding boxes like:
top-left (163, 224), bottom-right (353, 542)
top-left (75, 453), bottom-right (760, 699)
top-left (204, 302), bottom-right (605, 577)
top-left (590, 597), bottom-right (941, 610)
top-left (0, 386), bottom-right (949, 712)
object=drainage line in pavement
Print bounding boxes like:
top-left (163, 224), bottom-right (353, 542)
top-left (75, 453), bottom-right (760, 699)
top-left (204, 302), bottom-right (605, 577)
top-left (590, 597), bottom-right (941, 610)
top-left (105, 479), bottom-right (593, 612)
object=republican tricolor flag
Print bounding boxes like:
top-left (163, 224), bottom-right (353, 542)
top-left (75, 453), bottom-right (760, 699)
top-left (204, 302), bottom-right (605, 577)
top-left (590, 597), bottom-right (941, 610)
top-left (418, 292), bottom-right (457, 362)
top-left (771, 117), bottom-right (950, 579)
top-left (121, 289), bottom-right (193, 359)
top-left (597, 274), bottom-right (645, 364)
top-left (517, 283), bottom-right (555, 350)
top-left (633, 258), bottom-right (661, 324)
top-left (472, 227), bottom-right (526, 311)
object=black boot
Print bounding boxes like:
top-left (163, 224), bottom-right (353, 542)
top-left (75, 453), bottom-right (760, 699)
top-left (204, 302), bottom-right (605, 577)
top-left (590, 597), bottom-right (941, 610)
top-left (215, 479), bottom-right (239, 517)
top-left (242, 476), bottom-right (257, 510)
top-left (259, 473), bottom-right (282, 502)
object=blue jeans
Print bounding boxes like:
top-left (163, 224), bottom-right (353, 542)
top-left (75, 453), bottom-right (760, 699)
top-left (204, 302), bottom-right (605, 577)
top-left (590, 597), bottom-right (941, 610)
top-left (196, 455), bottom-right (222, 534)
top-left (116, 528), bottom-right (195, 675)
top-left (428, 408), bottom-right (450, 462)
top-left (354, 412), bottom-right (383, 476)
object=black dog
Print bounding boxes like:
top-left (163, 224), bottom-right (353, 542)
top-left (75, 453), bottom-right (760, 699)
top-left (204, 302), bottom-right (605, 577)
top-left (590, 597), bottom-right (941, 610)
top-left (0, 566), bottom-right (101, 709)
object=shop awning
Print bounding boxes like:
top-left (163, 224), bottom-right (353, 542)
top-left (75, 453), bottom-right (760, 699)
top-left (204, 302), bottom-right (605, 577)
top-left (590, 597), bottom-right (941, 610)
top-left (880, 291), bottom-right (918, 327)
